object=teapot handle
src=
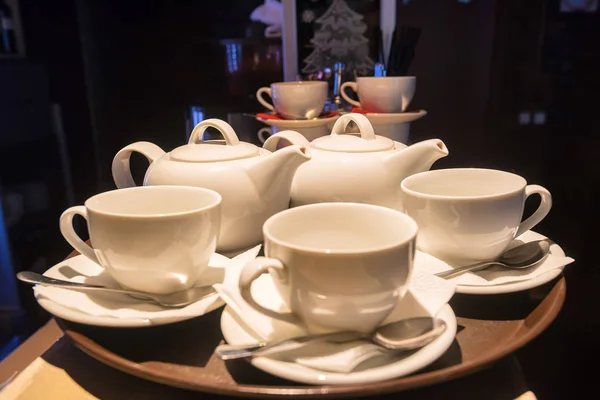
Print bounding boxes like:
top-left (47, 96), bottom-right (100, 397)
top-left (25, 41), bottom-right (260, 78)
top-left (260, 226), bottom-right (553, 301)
top-left (189, 119), bottom-right (240, 146)
top-left (262, 130), bottom-right (309, 151)
top-left (112, 142), bottom-right (165, 188)
top-left (330, 113), bottom-right (376, 140)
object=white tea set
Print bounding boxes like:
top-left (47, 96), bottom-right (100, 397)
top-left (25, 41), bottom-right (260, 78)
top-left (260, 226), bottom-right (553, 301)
top-left (21, 109), bottom-right (574, 385)
top-left (254, 76), bottom-right (428, 145)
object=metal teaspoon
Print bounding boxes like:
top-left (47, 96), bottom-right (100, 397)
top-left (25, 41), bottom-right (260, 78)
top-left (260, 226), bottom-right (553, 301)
top-left (435, 240), bottom-right (551, 280)
top-left (215, 316), bottom-right (447, 360)
top-left (17, 271), bottom-right (217, 308)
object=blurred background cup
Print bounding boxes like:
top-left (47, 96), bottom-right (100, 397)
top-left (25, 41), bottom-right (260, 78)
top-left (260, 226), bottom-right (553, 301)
top-left (256, 81), bottom-right (328, 119)
top-left (341, 76), bottom-right (416, 113)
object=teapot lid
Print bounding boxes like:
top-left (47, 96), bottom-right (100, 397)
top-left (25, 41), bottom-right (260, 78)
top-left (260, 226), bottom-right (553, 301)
top-left (170, 119), bottom-right (260, 162)
top-left (311, 113), bottom-right (395, 152)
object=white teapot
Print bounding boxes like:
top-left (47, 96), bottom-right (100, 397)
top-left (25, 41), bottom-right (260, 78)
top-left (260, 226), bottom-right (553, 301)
top-left (112, 119), bottom-right (310, 253)
top-left (262, 113), bottom-right (448, 211)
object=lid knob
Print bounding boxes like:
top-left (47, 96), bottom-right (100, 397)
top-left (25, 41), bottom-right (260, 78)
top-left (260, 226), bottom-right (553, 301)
top-left (189, 119), bottom-right (241, 146)
top-left (170, 118), bottom-right (259, 162)
top-left (311, 112), bottom-right (394, 152)
top-left (330, 113), bottom-right (376, 140)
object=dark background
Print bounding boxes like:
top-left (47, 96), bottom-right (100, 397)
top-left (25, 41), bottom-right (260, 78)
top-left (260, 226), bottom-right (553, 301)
top-left (1, 0), bottom-right (598, 398)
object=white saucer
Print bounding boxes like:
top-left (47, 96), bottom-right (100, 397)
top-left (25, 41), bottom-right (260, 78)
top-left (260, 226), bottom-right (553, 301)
top-left (219, 275), bottom-right (457, 386)
top-left (455, 231), bottom-right (567, 295)
top-left (357, 109), bottom-right (427, 125)
top-left (255, 113), bottom-right (340, 129)
top-left (34, 253), bottom-right (231, 327)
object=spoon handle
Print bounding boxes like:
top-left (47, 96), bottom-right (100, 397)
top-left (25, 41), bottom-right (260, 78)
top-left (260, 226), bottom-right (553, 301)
top-left (16, 271), bottom-right (146, 298)
top-left (215, 331), bottom-right (365, 360)
top-left (435, 261), bottom-right (498, 279)
top-left (17, 271), bottom-right (108, 288)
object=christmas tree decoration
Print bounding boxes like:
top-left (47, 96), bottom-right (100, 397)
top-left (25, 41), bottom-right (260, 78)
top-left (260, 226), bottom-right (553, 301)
top-left (302, 0), bottom-right (375, 77)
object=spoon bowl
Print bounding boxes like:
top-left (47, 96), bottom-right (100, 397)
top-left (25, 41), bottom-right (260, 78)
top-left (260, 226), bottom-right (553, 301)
top-left (16, 271), bottom-right (217, 308)
top-left (372, 316), bottom-right (447, 350)
top-left (435, 240), bottom-right (551, 279)
top-left (214, 316), bottom-right (447, 360)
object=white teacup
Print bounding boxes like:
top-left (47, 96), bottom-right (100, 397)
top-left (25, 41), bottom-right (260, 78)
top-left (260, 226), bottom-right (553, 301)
top-left (341, 76), bottom-right (416, 113)
top-left (60, 186), bottom-right (222, 294)
top-left (238, 202), bottom-right (418, 334)
top-left (256, 81), bottom-right (328, 120)
top-left (401, 168), bottom-right (552, 267)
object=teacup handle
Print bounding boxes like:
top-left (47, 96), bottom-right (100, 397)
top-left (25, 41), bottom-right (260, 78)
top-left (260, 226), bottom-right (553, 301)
top-left (257, 127), bottom-right (272, 144)
top-left (238, 257), bottom-right (298, 325)
top-left (59, 206), bottom-right (100, 265)
top-left (189, 118), bottom-right (240, 146)
top-left (516, 185), bottom-right (553, 237)
top-left (256, 87), bottom-right (275, 112)
top-left (262, 130), bottom-right (309, 151)
top-left (340, 82), bottom-right (361, 108)
top-left (112, 142), bottom-right (165, 189)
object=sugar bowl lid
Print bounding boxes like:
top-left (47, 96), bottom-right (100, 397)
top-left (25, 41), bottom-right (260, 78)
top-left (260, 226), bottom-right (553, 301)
top-left (311, 113), bottom-right (395, 152)
top-left (170, 119), bottom-right (260, 162)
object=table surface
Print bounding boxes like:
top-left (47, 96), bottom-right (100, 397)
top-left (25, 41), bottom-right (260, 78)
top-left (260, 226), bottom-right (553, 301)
top-left (0, 234), bottom-right (552, 400)
top-left (0, 318), bottom-right (538, 400)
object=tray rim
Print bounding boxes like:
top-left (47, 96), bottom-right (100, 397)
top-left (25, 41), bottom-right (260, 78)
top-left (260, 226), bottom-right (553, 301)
top-left (57, 249), bottom-right (567, 398)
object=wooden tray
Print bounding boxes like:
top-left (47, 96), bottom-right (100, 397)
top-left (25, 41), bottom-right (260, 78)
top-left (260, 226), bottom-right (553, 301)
top-left (55, 273), bottom-right (566, 399)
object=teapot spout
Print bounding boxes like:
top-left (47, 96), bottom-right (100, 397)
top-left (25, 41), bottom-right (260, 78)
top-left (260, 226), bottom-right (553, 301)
top-left (245, 145), bottom-right (311, 202)
top-left (384, 139), bottom-right (449, 182)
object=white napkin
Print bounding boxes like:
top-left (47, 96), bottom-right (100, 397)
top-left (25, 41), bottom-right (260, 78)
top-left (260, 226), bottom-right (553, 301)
top-left (216, 265), bottom-right (456, 373)
top-left (34, 246), bottom-right (262, 323)
top-left (250, 0), bottom-right (282, 38)
top-left (416, 234), bottom-right (575, 286)
top-left (250, 0), bottom-right (283, 26)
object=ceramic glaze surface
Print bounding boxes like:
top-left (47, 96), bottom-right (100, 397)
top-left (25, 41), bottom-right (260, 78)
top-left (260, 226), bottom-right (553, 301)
top-left (401, 168), bottom-right (553, 266)
top-left (60, 186), bottom-right (222, 294)
top-left (262, 113), bottom-right (448, 211)
top-left (111, 119), bottom-right (310, 252)
top-left (238, 203), bottom-right (418, 334)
